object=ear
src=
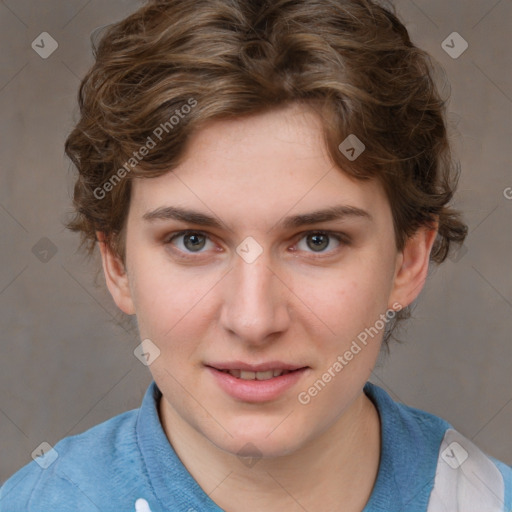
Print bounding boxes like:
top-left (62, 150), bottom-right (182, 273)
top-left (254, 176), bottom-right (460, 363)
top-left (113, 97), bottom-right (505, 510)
top-left (96, 231), bottom-right (135, 315)
top-left (388, 221), bottom-right (438, 310)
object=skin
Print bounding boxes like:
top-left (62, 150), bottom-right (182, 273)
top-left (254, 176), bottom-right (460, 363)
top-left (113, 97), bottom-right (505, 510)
top-left (98, 103), bottom-right (438, 512)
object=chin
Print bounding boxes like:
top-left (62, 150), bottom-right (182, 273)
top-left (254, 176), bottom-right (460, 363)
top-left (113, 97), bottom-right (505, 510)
top-left (210, 426), bottom-right (307, 461)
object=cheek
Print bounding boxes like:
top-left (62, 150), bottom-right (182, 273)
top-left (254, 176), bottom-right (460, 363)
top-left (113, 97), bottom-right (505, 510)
top-left (294, 260), bottom-right (392, 343)
top-left (129, 253), bottom-right (219, 342)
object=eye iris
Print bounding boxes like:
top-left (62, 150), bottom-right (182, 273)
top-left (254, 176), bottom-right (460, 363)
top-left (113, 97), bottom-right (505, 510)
top-left (179, 233), bottom-right (334, 253)
top-left (307, 233), bottom-right (329, 252)
top-left (184, 233), bottom-right (206, 251)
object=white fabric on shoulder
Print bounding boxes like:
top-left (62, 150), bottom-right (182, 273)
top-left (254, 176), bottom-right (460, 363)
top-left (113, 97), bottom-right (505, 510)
top-left (135, 498), bottom-right (153, 512)
top-left (427, 428), bottom-right (505, 512)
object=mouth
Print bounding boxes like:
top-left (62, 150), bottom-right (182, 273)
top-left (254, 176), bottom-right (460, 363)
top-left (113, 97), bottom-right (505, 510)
top-left (205, 360), bottom-right (309, 379)
top-left (205, 363), bottom-right (310, 402)
top-left (213, 368), bottom-right (304, 380)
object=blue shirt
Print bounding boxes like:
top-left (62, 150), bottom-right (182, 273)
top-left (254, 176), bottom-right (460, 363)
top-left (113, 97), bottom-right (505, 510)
top-left (1, 381), bottom-right (511, 511)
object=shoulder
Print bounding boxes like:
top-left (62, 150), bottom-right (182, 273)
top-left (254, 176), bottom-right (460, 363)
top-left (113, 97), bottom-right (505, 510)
top-left (427, 428), bottom-right (512, 512)
top-left (0, 408), bottom-right (140, 511)
top-left (363, 382), bottom-right (512, 512)
top-left (364, 381), bottom-right (451, 460)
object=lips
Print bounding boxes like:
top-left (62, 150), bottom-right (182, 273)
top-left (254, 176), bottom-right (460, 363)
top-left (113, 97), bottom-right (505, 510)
top-left (206, 364), bottom-right (310, 402)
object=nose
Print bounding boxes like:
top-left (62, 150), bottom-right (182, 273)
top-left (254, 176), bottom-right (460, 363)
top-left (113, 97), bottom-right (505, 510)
top-left (219, 248), bottom-right (291, 346)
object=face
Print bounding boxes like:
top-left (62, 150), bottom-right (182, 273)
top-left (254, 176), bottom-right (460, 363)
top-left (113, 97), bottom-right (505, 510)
top-left (100, 103), bottom-right (435, 459)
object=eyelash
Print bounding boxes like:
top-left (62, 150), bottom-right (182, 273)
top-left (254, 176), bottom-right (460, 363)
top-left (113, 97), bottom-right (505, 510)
top-left (164, 230), bottom-right (350, 260)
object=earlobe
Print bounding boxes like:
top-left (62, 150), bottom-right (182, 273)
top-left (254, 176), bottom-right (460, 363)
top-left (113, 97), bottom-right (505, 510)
top-left (96, 231), bottom-right (136, 315)
top-left (389, 222), bottom-right (438, 310)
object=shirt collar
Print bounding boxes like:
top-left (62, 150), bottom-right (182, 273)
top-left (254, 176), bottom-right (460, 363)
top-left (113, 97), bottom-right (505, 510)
top-left (136, 380), bottom-right (446, 511)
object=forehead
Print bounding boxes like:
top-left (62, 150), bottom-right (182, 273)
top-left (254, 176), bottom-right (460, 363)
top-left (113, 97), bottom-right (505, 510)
top-left (129, 104), bottom-right (390, 228)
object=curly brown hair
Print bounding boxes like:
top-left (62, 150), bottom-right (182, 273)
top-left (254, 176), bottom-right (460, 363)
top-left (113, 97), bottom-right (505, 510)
top-left (64, 0), bottom-right (468, 344)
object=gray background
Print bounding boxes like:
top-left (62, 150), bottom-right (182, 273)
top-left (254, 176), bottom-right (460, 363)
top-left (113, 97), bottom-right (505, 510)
top-left (1, 0), bottom-right (511, 484)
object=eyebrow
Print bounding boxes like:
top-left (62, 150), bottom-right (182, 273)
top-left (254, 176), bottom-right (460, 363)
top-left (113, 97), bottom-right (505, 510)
top-left (142, 204), bottom-right (373, 230)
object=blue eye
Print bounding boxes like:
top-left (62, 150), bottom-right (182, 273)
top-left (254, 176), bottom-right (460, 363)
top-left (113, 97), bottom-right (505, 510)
top-left (166, 231), bottom-right (213, 253)
top-left (295, 231), bottom-right (345, 254)
top-left (165, 229), bottom-right (349, 260)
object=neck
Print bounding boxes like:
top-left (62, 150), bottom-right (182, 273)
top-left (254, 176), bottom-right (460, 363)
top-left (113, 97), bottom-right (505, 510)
top-left (159, 389), bottom-right (381, 512)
